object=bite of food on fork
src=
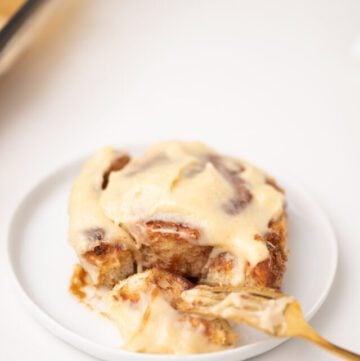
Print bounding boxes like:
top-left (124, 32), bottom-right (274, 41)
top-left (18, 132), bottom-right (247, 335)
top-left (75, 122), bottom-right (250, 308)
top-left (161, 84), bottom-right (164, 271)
top-left (180, 285), bottom-right (360, 360)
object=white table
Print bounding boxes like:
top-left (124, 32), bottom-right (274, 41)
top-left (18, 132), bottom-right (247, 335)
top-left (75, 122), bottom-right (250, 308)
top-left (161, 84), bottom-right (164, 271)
top-left (1, 1), bottom-right (359, 359)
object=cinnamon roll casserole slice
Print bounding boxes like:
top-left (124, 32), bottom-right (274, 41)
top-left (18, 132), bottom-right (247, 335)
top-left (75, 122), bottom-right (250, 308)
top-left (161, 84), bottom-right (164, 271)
top-left (68, 141), bottom-right (288, 354)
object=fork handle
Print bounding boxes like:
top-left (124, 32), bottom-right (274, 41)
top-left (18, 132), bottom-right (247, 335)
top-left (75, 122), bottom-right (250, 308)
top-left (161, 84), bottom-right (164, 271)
top-left (298, 328), bottom-right (360, 360)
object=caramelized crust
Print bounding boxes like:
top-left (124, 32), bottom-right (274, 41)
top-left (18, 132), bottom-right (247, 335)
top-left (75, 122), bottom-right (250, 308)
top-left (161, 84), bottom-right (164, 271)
top-left (178, 314), bottom-right (237, 347)
top-left (150, 267), bottom-right (193, 305)
top-left (69, 264), bottom-right (87, 299)
top-left (116, 268), bottom-right (192, 303)
top-left (84, 244), bottom-right (134, 288)
top-left (200, 252), bottom-right (239, 286)
top-left (250, 214), bottom-right (287, 289)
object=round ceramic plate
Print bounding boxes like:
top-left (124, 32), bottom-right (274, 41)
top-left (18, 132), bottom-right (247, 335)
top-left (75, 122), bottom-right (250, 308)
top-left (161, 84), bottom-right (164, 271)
top-left (7, 148), bottom-right (337, 361)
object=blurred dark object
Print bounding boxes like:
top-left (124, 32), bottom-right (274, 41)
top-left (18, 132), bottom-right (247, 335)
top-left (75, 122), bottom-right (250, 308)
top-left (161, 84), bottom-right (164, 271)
top-left (0, 0), bottom-right (57, 75)
top-left (0, 1), bottom-right (25, 28)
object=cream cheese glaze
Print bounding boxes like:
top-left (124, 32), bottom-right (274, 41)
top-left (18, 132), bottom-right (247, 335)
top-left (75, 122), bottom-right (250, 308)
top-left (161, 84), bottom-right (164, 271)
top-left (100, 141), bottom-right (285, 282)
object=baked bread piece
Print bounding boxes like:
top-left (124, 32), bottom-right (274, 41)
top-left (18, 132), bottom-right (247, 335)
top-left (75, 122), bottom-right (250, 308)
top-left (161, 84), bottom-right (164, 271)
top-left (101, 141), bottom-right (287, 289)
top-left (68, 147), bottom-right (136, 287)
top-left (130, 212), bottom-right (286, 289)
top-left (106, 268), bottom-right (237, 354)
top-left (134, 220), bottom-right (212, 278)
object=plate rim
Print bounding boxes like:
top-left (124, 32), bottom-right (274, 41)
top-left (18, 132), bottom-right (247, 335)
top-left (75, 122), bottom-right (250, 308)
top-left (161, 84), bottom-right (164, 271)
top-left (6, 154), bottom-right (338, 361)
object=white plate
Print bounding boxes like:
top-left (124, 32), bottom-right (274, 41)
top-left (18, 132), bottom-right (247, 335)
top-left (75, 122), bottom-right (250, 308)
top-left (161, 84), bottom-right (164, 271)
top-left (7, 149), bottom-right (338, 361)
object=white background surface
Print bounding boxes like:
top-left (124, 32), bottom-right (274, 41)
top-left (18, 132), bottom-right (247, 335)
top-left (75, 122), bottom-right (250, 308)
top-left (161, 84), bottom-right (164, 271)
top-left (0, 0), bottom-right (359, 360)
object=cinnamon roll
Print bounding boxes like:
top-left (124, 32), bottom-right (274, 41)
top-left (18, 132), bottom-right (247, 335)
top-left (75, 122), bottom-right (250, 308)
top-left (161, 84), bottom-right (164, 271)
top-left (68, 141), bottom-right (288, 354)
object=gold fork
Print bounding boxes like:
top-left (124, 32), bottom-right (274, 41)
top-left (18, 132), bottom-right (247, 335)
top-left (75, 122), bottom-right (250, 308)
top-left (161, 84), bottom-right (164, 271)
top-left (180, 286), bottom-right (360, 360)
